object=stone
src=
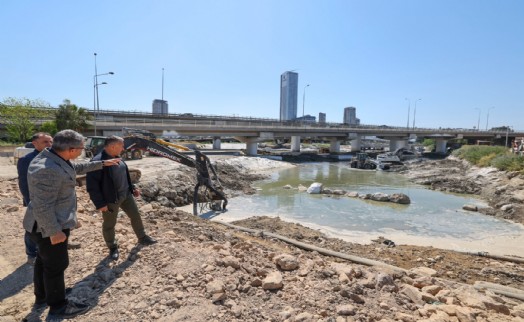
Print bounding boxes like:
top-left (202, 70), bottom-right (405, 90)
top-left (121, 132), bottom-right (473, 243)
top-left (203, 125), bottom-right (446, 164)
top-left (410, 267), bottom-right (437, 277)
top-left (336, 304), bottom-right (356, 316)
top-left (389, 193), bottom-right (411, 204)
top-left (262, 271), bottom-right (283, 290)
top-left (400, 284), bottom-right (424, 306)
top-left (346, 191), bottom-right (359, 198)
top-left (274, 254), bottom-right (299, 271)
top-left (307, 182), bottom-right (323, 194)
top-left (371, 192), bottom-right (390, 202)
top-left (283, 184), bottom-right (292, 189)
top-left (462, 204), bottom-right (478, 211)
top-left (206, 280), bottom-right (225, 295)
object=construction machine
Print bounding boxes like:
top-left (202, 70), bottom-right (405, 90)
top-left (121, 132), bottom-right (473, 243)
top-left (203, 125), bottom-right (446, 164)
top-left (349, 153), bottom-right (378, 170)
top-left (121, 128), bottom-right (228, 215)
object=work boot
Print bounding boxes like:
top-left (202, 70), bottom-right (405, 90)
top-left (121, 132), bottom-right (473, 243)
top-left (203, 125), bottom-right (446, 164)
top-left (109, 247), bottom-right (119, 261)
top-left (139, 235), bottom-right (157, 246)
top-left (47, 300), bottom-right (90, 319)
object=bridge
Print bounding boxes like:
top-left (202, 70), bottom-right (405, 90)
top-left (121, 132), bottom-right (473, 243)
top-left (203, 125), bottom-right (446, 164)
top-left (86, 110), bottom-right (523, 155)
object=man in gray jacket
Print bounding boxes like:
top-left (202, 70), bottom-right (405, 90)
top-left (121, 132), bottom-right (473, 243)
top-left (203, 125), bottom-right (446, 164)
top-left (23, 130), bottom-right (120, 319)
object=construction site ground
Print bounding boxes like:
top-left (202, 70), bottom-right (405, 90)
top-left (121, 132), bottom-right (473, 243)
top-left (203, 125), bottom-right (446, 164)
top-left (1, 154), bottom-right (524, 321)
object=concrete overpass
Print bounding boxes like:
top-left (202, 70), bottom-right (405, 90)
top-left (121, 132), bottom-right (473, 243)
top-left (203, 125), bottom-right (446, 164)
top-left (86, 110), bottom-right (524, 155)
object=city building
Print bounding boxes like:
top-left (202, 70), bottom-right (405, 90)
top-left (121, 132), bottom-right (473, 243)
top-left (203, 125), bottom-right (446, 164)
top-left (319, 112), bottom-right (326, 124)
top-left (152, 99), bottom-right (168, 115)
top-left (295, 114), bottom-right (316, 123)
top-left (280, 71), bottom-right (298, 121)
top-left (343, 106), bottom-right (360, 125)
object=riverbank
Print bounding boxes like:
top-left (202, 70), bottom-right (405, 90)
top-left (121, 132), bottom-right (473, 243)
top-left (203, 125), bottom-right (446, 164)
top-left (1, 155), bottom-right (524, 321)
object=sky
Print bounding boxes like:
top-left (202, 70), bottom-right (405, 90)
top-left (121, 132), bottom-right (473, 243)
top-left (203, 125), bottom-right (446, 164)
top-left (1, 0), bottom-right (523, 130)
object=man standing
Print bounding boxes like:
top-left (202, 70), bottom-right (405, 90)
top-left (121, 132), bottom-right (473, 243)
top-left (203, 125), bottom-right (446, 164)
top-left (17, 132), bottom-right (53, 264)
top-left (86, 136), bottom-right (157, 261)
top-left (23, 130), bottom-right (121, 319)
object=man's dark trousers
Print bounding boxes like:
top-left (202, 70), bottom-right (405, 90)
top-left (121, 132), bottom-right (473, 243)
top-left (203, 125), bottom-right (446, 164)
top-left (30, 226), bottom-right (70, 309)
top-left (102, 194), bottom-right (145, 249)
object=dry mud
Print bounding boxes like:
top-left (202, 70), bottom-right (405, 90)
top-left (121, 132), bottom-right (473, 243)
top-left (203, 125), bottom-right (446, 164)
top-left (1, 155), bottom-right (524, 321)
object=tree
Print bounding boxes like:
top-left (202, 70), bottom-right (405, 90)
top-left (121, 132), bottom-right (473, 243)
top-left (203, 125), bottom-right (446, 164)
top-left (55, 99), bottom-right (92, 132)
top-left (0, 97), bottom-right (52, 142)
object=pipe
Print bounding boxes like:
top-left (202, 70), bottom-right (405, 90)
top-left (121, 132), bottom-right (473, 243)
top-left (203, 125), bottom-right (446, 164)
top-left (215, 221), bottom-right (406, 273)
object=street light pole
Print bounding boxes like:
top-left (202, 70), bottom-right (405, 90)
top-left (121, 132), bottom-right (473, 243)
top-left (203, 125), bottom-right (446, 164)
top-left (405, 98), bottom-right (410, 129)
top-left (92, 52), bottom-right (114, 135)
top-left (413, 98), bottom-right (421, 129)
top-left (474, 108), bottom-right (481, 131)
top-left (302, 84), bottom-right (310, 121)
top-left (486, 106), bottom-right (495, 130)
top-left (94, 53), bottom-right (98, 134)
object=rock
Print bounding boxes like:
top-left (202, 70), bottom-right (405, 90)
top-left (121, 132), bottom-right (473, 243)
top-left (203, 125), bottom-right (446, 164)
top-left (274, 254), bottom-right (299, 271)
top-left (389, 193), bottom-right (411, 204)
top-left (371, 192), bottom-right (390, 202)
top-left (262, 271), bottom-right (283, 290)
top-left (345, 191), bottom-right (359, 198)
top-left (500, 204), bottom-right (513, 211)
top-left (336, 304), bottom-right (356, 316)
top-left (140, 203), bottom-right (154, 213)
top-left (206, 280), bottom-right (225, 295)
top-left (297, 184), bottom-right (307, 191)
top-left (307, 182), bottom-right (323, 194)
top-left (462, 204), bottom-right (478, 211)
top-left (283, 184), bottom-right (292, 189)
top-left (375, 273), bottom-right (396, 291)
top-left (410, 267), bottom-right (437, 277)
top-left (400, 284), bottom-right (424, 306)
top-left (332, 189), bottom-right (346, 195)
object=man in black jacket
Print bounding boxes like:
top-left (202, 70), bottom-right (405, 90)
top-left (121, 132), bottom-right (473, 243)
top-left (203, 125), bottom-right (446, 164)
top-left (17, 132), bottom-right (52, 264)
top-left (86, 136), bottom-right (156, 261)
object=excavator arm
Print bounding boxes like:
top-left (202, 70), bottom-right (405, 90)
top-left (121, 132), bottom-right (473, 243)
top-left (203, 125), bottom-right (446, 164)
top-left (124, 136), bottom-right (196, 168)
top-left (122, 135), bottom-right (227, 215)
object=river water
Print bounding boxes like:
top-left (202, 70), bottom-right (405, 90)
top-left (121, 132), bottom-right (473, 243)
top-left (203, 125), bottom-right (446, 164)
top-left (215, 162), bottom-right (524, 255)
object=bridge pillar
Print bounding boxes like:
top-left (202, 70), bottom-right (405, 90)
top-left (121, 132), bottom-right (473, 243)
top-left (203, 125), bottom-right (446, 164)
top-left (246, 141), bottom-right (258, 156)
top-left (212, 137), bottom-right (221, 150)
top-left (291, 136), bottom-right (301, 152)
top-left (329, 138), bottom-right (341, 153)
top-left (350, 136), bottom-right (361, 152)
top-left (435, 139), bottom-right (448, 153)
top-left (389, 138), bottom-right (407, 151)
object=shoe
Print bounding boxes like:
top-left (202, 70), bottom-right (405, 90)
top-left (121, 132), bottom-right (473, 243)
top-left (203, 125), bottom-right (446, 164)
top-left (109, 247), bottom-right (119, 260)
top-left (34, 288), bottom-right (73, 307)
top-left (48, 300), bottom-right (90, 319)
top-left (27, 256), bottom-right (36, 266)
top-left (139, 235), bottom-right (157, 246)
top-left (68, 242), bottom-right (81, 250)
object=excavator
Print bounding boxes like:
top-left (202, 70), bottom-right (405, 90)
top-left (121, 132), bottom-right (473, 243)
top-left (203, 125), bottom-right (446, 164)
top-left (121, 128), bottom-right (228, 215)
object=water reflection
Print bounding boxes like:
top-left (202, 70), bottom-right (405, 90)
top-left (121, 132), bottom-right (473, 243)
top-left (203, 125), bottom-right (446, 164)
top-left (229, 163), bottom-right (524, 240)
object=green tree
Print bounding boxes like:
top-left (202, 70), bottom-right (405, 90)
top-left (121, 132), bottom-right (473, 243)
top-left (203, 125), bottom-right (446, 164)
top-left (55, 99), bottom-right (92, 132)
top-left (0, 97), bottom-right (52, 142)
top-left (40, 121), bottom-right (58, 135)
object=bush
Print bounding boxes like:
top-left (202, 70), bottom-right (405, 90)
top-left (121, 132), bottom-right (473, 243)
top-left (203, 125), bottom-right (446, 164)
top-left (453, 145), bottom-right (524, 173)
top-left (491, 155), bottom-right (524, 172)
top-left (452, 145), bottom-right (508, 165)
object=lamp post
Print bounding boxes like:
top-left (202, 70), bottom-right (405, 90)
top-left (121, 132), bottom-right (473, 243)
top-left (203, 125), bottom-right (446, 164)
top-left (405, 98), bottom-right (410, 129)
top-left (474, 108), bottom-right (481, 131)
top-left (505, 126), bottom-right (513, 148)
top-left (302, 84), bottom-right (310, 123)
top-left (413, 98), bottom-right (421, 129)
top-left (485, 106), bottom-right (494, 131)
top-left (93, 53), bottom-right (114, 135)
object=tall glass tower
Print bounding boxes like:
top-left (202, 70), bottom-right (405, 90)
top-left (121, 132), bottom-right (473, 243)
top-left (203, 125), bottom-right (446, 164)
top-left (280, 71), bottom-right (299, 121)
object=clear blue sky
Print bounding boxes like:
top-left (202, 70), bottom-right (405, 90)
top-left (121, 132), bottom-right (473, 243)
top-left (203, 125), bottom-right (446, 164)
top-left (2, 1), bottom-right (523, 130)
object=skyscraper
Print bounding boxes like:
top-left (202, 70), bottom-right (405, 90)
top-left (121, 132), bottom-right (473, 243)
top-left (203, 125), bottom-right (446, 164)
top-left (280, 71), bottom-right (298, 121)
top-left (319, 112), bottom-right (326, 124)
top-left (152, 99), bottom-right (168, 115)
top-left (343, 106), bottom-right (359, 125)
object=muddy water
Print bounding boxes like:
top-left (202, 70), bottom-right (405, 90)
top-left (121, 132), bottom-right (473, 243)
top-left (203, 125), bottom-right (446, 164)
top-left (219, 163), bottom-right (524, 253)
